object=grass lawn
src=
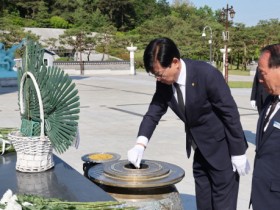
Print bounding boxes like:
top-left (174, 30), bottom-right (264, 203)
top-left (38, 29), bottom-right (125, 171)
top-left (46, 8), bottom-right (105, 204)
top-left (226, 69), bottom-right (253, 88)
top-left (136, 69), bottom-right (253, 88)
top-left (135, 58), bottom-right (253, 88)
top-left (228, 81), bottom-right (253, 88)
top-left (228, 69), bottom-right (250, 76)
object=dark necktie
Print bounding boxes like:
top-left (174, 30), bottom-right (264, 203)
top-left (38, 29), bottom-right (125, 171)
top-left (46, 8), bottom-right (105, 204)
top-left (263, 96), bottom-right (279, 128)
top-left (174, 83), bottom-right (185, 115)
top-left (174, 83), bottom-right (192, 157)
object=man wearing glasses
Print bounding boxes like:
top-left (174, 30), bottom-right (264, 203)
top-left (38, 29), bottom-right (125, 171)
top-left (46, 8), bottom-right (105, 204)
top-left (128, 37), bottom-right (250, 210)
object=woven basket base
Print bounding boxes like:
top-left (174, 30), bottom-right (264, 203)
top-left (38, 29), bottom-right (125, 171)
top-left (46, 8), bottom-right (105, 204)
top-left (8, 131), bottom-right (55, 173)
top-left (16, 153), bottom-right (54, 172)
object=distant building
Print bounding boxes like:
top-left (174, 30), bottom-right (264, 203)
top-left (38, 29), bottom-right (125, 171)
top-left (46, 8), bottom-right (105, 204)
top-left (13, 49), bottom-right (56, 70)
top-left (23, 27), bottom-right (110, 61)
top-left (24, 27), bottom-right (66, 50)
top-left (43, 49), bottom-right (56, 66)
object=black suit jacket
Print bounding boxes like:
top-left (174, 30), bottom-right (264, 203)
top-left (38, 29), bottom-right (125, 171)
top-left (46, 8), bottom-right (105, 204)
top-left (251, 96), bottom-right (280, 209)
top-left (138, 59), bottom-right (248, 170)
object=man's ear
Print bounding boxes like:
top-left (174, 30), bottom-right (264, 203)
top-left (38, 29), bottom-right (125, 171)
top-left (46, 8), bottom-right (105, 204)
top-left (172, 58), bottom-right (181, 69)
top-left (172, 58), bottom-right (179, 64)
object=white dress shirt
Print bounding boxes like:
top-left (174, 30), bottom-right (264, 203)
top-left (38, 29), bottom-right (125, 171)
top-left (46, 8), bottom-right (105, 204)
top-left (173, 59), bottom-right (186, 103)
top-left (264, 95), bottom-right (280, 132)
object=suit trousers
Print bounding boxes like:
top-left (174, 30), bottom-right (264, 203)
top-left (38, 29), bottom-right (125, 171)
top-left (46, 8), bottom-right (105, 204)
top-left (193, 149), bottom-right (240, 210)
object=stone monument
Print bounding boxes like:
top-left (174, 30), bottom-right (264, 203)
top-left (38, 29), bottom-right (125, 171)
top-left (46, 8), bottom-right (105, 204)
top-left (126, 44), bottom-right (137, 75)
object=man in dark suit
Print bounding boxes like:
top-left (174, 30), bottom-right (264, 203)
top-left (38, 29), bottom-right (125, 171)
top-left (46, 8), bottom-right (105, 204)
top-left (250, 68), bottom-right (270, 114)
top-left (127, 37), bottom-right (250, 210)
top-left (250, 44), bottom-right (280, 210)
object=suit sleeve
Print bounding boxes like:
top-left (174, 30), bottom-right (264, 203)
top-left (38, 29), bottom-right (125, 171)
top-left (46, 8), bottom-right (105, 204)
top-left (206, 69), bottom-right (248, 155)
top-left (250, 70), bottom-right (258, 101)
top-left (137, 84), bottom-right (169, 140)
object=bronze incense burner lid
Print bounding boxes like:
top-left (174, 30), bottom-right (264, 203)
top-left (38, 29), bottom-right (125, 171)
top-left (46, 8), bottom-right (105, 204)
top-left (88, 159), bottom-right (185, 189)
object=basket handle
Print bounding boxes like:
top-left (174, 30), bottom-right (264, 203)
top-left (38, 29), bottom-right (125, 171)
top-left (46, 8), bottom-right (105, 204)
top-left (20, 71), bottom-right (45, 137)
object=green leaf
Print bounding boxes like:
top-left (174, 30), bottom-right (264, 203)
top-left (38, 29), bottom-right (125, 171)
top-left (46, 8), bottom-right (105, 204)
top-left (18, 40), bottom-right (80, 153)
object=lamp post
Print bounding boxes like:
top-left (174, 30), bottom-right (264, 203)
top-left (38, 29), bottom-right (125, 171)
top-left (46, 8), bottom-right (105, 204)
top-left (221, 4), bottom-right (235, 83)
top-left (202, 26), bottom-right (213, 65)
top-left (220, 48), bottom-right (231, 77)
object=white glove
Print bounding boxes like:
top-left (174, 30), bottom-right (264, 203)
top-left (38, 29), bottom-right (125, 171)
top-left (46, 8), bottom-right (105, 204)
top-left (127, 136), bottom-right (148, 168)
top-left (250, 100), bottom-right (256, 109)
top-left (127, 145), bottom-right (145, 168)
top-left (231, 154), bottom-right (250, 176)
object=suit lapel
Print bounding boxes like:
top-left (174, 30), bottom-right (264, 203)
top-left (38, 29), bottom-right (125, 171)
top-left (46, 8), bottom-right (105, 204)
top-left (261, 110), bottom-right (280, 143)
top-left (256, 96), bottom-right (272, 149)
top-left (258, 103), bottom-right (280, 149)
top-left (256, 106), bottom-right (268, 150)
top-left (183, 59), bottom-right (195, 125)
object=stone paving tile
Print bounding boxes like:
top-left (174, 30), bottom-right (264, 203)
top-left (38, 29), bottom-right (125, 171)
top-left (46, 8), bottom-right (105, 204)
top-left (0, 73), bottom-right (257, 210)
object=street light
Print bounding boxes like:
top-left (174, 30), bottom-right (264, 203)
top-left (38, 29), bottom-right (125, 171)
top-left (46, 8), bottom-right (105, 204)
top-left (220, 4), bottom-right (235, 83)
top-left (202, 26), bottom-right (213, 64)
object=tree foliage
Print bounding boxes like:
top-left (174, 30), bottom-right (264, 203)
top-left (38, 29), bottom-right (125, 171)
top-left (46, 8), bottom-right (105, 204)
top-left (49, 16), bottom-right (69, 29)
top-left (1, 0), bottom-right (280, 69)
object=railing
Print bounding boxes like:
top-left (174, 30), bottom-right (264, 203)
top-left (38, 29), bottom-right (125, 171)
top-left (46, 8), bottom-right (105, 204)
top-left (53, 61), bottom-right (130, 71)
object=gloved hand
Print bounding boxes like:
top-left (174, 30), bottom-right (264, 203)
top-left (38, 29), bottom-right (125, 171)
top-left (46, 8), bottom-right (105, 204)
top-left (231, 154), bottom-right (250, 176)
top-left (127, 144), bottom-right (145, 168)
top-left (127, 136), bottom-right (148, 169)
top-left (250, 100), bottom-right (257, 109)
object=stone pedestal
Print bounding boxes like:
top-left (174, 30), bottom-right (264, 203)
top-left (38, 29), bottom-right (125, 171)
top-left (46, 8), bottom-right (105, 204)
top-left (126, 45), bottom-right (137, 75)
top-left (88, 159), bottom-right (185, 210)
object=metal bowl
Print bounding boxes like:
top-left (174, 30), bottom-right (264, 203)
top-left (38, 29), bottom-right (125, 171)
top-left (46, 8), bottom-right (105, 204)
top-left (81, 152), bottom-right (121, 164)
top-left (88, 159), bottom-right (185, 188)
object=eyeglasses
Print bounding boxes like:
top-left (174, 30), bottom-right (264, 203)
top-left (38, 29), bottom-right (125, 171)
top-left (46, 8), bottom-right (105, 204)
top-left (148, 65), bottom-right (170, 79)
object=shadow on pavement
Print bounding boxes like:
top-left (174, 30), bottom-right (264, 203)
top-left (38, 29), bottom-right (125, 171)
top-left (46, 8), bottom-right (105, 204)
top-left (180, 194), bottom-right (197, 210)
top-left (70, 76), bottom-right (90, 80)
top-left (0, 86), bottom-right (18, 95)
top-left (244, 130), bottom-right (256, 145)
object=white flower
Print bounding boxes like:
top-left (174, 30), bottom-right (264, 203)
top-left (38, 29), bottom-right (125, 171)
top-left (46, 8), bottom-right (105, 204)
top-left (5, 200), bottom-right (22, 210)
top-left (0, 189), bottom-right (13, 204)
top-left (22, 202), bottom-right (33, 207)
top-left (9, 195), bottom-right (18, 203)
top-left (0, 189), bottom-right (22, 210)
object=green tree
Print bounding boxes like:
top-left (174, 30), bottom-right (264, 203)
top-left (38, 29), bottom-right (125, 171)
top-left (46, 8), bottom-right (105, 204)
top-left (170, 1), bottom-right (196, 20)
top-left (0, 11), bottom-right (39, 51)
top-left (33, 0), bottom-right (51, 27)
top-left (133, 0), bottom-right (169, 27)
top-left (59, 27), bottom-right (94, 73)
top-left (97, 0), bottom-right (136, 31)
top-left (0, 0), bottom-right (15, 14)
top-left (52, 0), bottom-right (80, 24)
top-left (42, 37), bottom-right (58, 51)
top-left (90, 9), bottom-right (112, 31)
top-left (13, 0), bottom-right (41, 19)
top-left (50, 16), bottom-right (69, 28)
top-left (95, 25), bottom-right (117, 61)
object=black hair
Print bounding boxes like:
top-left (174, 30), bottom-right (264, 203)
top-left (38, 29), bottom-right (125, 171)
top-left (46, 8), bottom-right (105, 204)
top-left (261, 44), bottom-right (280, 68)
top-left (143, 37), bottom-right (180, 73)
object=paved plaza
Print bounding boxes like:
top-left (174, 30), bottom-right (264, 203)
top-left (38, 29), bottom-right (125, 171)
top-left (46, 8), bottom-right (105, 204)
top-left (0, 72), bottom-right (257, 210)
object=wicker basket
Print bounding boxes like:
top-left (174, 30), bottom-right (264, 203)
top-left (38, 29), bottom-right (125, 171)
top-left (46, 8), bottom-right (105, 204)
top-left (8, 71), bottom-right (54, 172)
